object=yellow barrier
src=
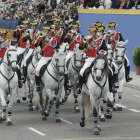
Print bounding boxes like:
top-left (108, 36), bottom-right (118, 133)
top-left (0, 29), bottom-right (16, 41)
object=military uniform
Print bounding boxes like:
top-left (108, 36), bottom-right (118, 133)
top-left (35, 26), bottom-right (59, 92)
top-left (75, 26), bottom-right (108, 95)
top-left (107, 22), bottom-right (132, 82)
top-left (13, 20), bottom-right (30, 56)
top-left (52, 17), bottom-right (64, 45)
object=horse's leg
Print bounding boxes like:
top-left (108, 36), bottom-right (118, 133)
top-left (7, 88), bottom-right (16, 125)
top-left (22, 82), bottom-right (27, 101)
top-left (16, 88), bottom-right (21, 103)
top-left (55, 88), bottom-right (63, 122)
top-left (117, 78), bottom-right (125, 111)
top-left (28, 79), bottom-right (34, 111)
top-left (91, 96), bottom-right (101, 135)
top-left (62, 86), bottom-right (70, 104)
top-left (100, 99), bottom-right (105, 122)
top-left (0, 90), bottom-right (7, 122)
top-left (74, 91), bottom-right (80, 112)
top-left (80, 91), bottom-right (85, 127)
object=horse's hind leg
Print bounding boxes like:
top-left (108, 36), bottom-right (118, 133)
top-left (28, 80), bottom-right (35, 111)
top-left (80, 91), bottom-right (85, 127)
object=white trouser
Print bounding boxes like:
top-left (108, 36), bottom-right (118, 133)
top-left (35, 57), bottom-right (51, 76)
top-left (24, 49), bottom-right (34, 67)
top-left (105, 3), bottom-right (112, 9)
top-left (80, 57), bottom-right (94, 77)
top-left (112, 61), bottom-right (118, 74)
top-left (124, 55), bottom-right (129, 66)
top-left (17, 48), bottom-right (26, 56)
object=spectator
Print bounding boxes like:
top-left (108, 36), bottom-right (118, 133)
top-left (124, 0), bottom-right (135, 9)
top-left (37, 0), bottom-right (45, 14)
top-left (51, 0), bottom-right (57, 10)
top-left (120, 0), bottom-right (126, 9)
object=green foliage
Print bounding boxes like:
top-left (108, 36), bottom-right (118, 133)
top-left (133, 46), bottom-right (140, 66)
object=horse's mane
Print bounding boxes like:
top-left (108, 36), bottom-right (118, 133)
top-left (93, 52), bottom-right (109, 75)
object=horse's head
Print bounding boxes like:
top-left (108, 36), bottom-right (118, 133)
top-left (35, 46), bottom-right (42, 61)
top-left (93, 51), bottom-right (108, 81)
top-left (53, 47), bottom-right (66, 76)
top-left (5, 45), bottom-right (18, 72)
top-left (60, 42), bottom-right (69, 54)
top-left (114, 40), bottom-right (128, 65)
top-left (106, 44), bottom-right (113, 65)
top-left (73, 44), bottom-right (84, 68)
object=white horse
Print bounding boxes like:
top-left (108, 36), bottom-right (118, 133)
top-left (62, 44), bottom-right (84, 112)
top-left (113, 40), bottom-right (128, 111)
top-left (39, 47), bottom-right (66, 122)
top-left (26, 46), bottom-right (42, 111)
top-left (16, 41), bottom-right (31, 103)
top-left (80, 51), bottom-right (113, 135)
top-left (0, 45), bottom-right (18, 125)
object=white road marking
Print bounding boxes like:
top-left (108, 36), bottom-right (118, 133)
top-left (116, 104), bottom-right (127, 108)
top-left (60, 118), bottom-right (73, 124)
top-left (134, 95), bottom-right (140, 98)
top-left (129, 109), bottom-right (140, 113)
top-left (28, 127), bottom-right (46, 136)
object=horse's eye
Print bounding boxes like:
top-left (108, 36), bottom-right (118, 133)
top-left (8, 54), bottom-right (11, 57)
top-left (56, 58), bottom-right (59, 62)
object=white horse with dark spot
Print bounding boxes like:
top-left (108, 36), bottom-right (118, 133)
top-left (0, 45), bottom-right (18, 125)
top-left (62, 44), bottom-right (84, 112)
top-left (39, 47), bottom-right (66, 122)
top-left (80, 51), bottom-right (113, 135)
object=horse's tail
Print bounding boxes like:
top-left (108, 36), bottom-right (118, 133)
top-left (85, 94), bottom-right (92, 121)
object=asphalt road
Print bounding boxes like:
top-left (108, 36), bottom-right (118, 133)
top-left (0, 87), bottom-right (140, 140)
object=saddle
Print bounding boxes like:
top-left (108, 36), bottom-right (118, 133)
top-left (26, 55), bottom-right (33, 67)
top-left (40, 59), bottom-right (51, 77)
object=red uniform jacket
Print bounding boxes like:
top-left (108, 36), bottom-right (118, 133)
top-left (17, 30), bottom-right (27, 48)
top-left (65, 33), bottom-right (82, 51)
top-left (110, 33), bottom-right (120, 51)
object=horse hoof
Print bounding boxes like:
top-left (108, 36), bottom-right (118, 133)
top-left (62, 99), bottom-right (67, 104)
top-left (35, 106), bottom-right (39, 110)
top-left (16, 99), bottom-right (21, 103)
top-left (100, 118), bottom-right (105, 122)
top-left (6, 100), bottom-right (10, 104)
top-left (94, 127), bottom-right (100, 135)
top-left (117, 107), bottom-right (122, 111)
top-left (22, 97), bottom-right (26, 101)
top-left (45, 113), bottom-right (49, 117)
top-left (113, 107), bottom-right (118, 111)
top-left (97, 126), bottom-right (101, 132)
top-left (105, 114), bottom-right (112, 119)
top-left (80, 122), bottom-right (85, 127)
top-left (29, 107), bottom-right (33, 111)
top-left (42, 116), bottom-right (47, 121)
top-left (59, 101), bottom-right (64, 105)
top-left (7, 121), bottom-right (12, 125)
top-left (75, 109), bottom-right (80, 113)
top-left (56, 118), bottom-right (61, 123)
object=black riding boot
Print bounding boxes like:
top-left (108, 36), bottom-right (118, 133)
top-left (75, 75), bottom-right (84, 95)
top-left (35, 76), bottom-right (41, 92)
top-left (125, 66), bottom-right (133, 82)
top-left (64, 74), bottom-right (70, 91)
top-left (16, 69), bottom-right (23, 88)
top-left (23, 66), bottom-right (27, 83)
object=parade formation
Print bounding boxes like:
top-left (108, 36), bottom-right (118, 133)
top-left (0, 15), bottom-right (134, 136)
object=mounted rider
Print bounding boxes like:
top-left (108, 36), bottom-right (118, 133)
top-left (13, 20), bottom-right (30, 56)
top-left (0, 30), bottom-right (11, 61)
top-left (22, 21), bottom-right (39, 83)
top-left (35, 26), bottom-right (59, 92)
top-left (107, 22), bottom-right (132, 82)
top-left (75, 26), bottom-right (108, 95)
top-left (52, 17), bottom-right (64, 45)
top-left (63, 22), bottom-right (83, 91)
